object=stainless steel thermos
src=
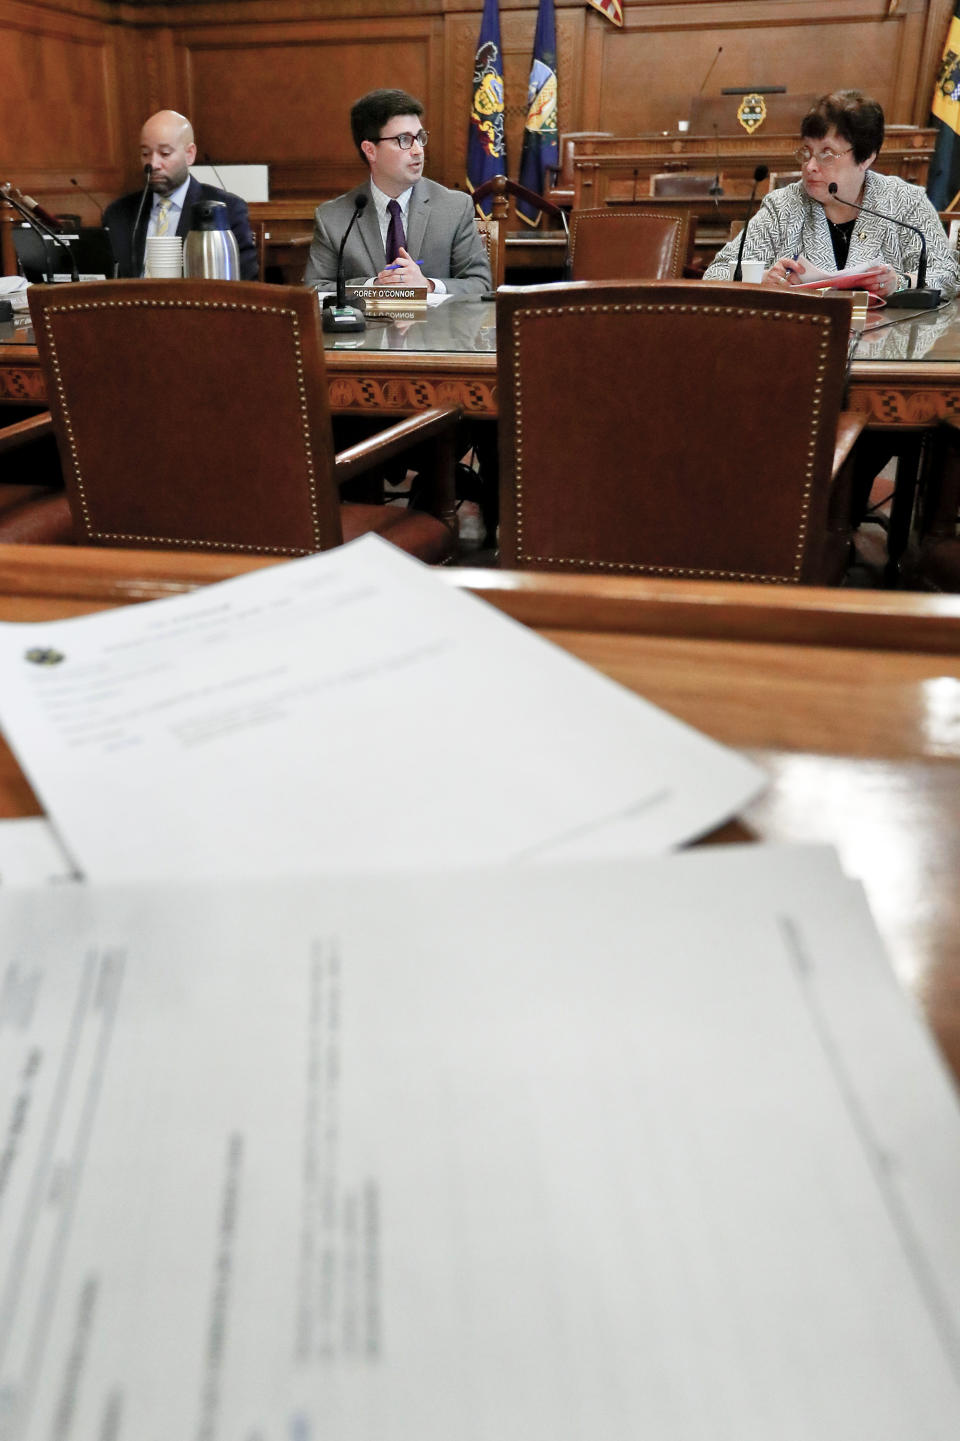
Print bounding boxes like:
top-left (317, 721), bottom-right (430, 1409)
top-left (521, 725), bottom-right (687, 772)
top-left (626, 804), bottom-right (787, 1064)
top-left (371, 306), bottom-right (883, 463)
top-left (183, 199), bottom-right (240, 280)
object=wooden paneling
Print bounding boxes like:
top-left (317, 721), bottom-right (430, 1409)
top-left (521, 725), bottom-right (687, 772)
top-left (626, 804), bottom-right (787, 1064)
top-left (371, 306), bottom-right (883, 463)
top-left (181, 21), bottom-right (438, 159)
top-left (581, 0), bottom-right (931, 137)
top-left (0, 0), bottom-right (956, 220)
top-left (0, 0), bottom-right (125, 221)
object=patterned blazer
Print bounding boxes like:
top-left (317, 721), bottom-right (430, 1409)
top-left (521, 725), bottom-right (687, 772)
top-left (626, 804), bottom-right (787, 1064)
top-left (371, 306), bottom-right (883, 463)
top-left (704, 170), bottom-right (960, 300)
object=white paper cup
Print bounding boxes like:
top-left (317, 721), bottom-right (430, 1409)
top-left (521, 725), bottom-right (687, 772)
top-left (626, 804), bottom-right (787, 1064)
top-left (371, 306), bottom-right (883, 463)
top-left (740, 260), bottom-right (765, 284)
top-left (678, 119), bottom-right (690, 133)
top-left (145, 236), bottom-right (183, 277)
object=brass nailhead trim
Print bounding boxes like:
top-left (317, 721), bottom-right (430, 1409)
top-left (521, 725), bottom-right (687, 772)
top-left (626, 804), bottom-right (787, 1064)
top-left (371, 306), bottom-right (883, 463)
top-left (40, 295), bottom-right (323, 552)
top-left (510, 302), bottom-right (835, 581)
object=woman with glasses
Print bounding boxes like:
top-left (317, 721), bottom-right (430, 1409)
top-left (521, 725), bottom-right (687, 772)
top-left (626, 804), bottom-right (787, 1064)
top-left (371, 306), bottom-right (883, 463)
top-left (704, 91), bottom-right (959, 301)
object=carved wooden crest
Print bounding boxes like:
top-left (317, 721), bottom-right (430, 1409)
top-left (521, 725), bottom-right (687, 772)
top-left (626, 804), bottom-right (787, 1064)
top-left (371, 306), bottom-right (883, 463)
top-left (737, 94), bottom-right (767, 134)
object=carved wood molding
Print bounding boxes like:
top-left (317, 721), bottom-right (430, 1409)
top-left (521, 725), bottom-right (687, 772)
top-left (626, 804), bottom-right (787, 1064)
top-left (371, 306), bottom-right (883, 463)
top-left (847, 383), bottom-right (960, 427)
top-left (0, 365), bottom-right (47, 405)
top-left (326, 372), bottom-right (497, 417)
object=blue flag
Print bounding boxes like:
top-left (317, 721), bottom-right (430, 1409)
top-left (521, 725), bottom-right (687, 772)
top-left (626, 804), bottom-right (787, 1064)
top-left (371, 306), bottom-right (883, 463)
top-left (517, 0), bottom-right (559, 225)
top-left (929, 1), bottom-right (960, 210)
top-left (467, 0), bottom-right (507, 216)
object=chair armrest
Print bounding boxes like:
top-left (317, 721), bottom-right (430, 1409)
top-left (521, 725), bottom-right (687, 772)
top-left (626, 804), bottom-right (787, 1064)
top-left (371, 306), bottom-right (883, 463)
top-left (334, 405), bottom-right (462, 533)
top-left (333, 405), bottom-right (463, 482)
top-left (0, 412), bottom-right (54, 456)
top-left (0, 491), bottom-right (74, 545)
top-left (833, 412), bottom-right (868, 477)
top-left (826, 411), bottom-right (870, 534)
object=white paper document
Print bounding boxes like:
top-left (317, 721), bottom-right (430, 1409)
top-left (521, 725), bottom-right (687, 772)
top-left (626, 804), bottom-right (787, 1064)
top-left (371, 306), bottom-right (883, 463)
top-left (0, 537), bottom-right (763, 880)
top-left (0, 817), bottom-right (76, 885)
top-left (2, 845), bottom-right (960, 1439)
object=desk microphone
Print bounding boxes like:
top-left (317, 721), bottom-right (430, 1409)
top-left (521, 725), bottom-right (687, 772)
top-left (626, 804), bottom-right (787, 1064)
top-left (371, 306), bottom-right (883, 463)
top-left (128, 164), bottom-right (154, 276)
top-left (826, 181), bottom-right (941, 309)
top-left (13, 189), bottom-right (62, 233)
top-left (70, 177), bottom-right (105, 223)
top-left (322, 193), bottom-right (368, 333)
top-left (201, 152), bottom-right (228, 191)
top-left (1, 182), bottom-right (78, 282)
top-left (709, 124), bottom-right (723, 201)
top-left (732, 165), bottom-right (769, 281)
top-left (697, 45), bottom-right (723, 97)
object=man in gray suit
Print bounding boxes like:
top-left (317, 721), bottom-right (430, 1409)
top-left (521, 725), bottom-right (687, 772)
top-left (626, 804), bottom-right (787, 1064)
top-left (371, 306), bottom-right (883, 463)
top-left (303, 89), bottom-right (491, 297)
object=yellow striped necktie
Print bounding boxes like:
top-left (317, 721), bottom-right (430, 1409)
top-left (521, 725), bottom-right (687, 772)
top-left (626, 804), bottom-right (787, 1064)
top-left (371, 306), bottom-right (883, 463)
top-left (155, 199), bottom-right (172, 237)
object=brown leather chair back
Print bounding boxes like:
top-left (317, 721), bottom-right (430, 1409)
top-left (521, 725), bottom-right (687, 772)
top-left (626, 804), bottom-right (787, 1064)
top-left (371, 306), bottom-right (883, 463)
top-left (29, 280), bottom-right (348, 555)
top-left (497, 280), bottom-right (855, 584)
top-left (769, 171), bottom-right (802, 190)
top-left (546, 132), bottom-right (613, 207)
top-left (569, 208), bottom-right (690, 280)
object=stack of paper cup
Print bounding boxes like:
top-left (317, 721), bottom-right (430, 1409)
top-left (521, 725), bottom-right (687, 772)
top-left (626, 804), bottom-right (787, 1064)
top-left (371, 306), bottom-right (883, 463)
top-left (144, 236), bottom-right (183, 278)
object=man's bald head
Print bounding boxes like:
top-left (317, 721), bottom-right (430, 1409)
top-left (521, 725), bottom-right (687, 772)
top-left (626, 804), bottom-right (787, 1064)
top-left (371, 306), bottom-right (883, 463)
top-left (140, 111), bottom-right (197, 195)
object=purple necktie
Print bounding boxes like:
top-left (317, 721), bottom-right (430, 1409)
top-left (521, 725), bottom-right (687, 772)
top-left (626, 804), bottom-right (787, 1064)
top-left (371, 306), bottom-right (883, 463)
top-left (385, 199), bottom-right (406, 264)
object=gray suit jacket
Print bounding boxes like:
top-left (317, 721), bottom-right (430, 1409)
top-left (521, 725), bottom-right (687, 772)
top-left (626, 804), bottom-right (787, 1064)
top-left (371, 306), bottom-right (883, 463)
top-left (303, 179), bottom-right (491, 296)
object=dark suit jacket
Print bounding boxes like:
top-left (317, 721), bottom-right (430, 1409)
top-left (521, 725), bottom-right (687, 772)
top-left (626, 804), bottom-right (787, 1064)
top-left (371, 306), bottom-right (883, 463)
top-left (303, 179), bottom-right (491, 296)
top-left (104, 176), bottom-right (259, 280)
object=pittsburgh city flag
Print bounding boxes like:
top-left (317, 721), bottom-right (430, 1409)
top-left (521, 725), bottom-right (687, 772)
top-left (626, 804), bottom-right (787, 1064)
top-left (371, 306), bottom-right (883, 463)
top-left (517, 0), bottom-right (559, 226)
top-left (929, 1), bottom-right (960, 210)
top-left (467, 0), bottom-right (508, 215)
top-left (587, 0), bottom-right (623, 26)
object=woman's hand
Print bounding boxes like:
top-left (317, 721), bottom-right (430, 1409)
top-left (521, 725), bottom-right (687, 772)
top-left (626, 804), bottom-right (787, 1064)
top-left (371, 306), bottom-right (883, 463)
top-left (857, 263), bottom-right (898, 297)
top-left (762, 256), bottom-right (805, 288)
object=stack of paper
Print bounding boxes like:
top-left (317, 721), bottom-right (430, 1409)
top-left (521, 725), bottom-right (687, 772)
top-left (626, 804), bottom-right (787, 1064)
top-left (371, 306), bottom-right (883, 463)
top-left (1, 847), bottom-right (959, 1438)
top-left (1, 539), bottom-right (958, 1437)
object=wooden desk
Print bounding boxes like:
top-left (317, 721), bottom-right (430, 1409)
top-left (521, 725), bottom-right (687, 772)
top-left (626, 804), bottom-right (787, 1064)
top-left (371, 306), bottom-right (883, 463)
top-left (0, 545), bottom-right (957, 1084)
top-left (5, 295), bottom-right (960, 428)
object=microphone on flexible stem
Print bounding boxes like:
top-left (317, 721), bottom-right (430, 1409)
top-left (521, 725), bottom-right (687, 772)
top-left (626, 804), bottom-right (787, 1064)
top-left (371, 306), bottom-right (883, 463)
top-left (129, 163), bottom-right (154, 277)
top-left (826, 181), bottom-right (941, 309)
top-left (709, 124), bottom-right (723, 202)
top-left (697, 45), bottom-right (723, 97)
top-left (733, 164), bottom-right (769, 281)
top-left (321, 193), bottom-right (369, 333)
top-left (201, 153), bottom-right (228, 192)
top-left (70, 177), bottom-right (105, 223)
top-left (0, 182), bottom-right (78, 282)
top-left (20, 193), bottom-right (62, 232)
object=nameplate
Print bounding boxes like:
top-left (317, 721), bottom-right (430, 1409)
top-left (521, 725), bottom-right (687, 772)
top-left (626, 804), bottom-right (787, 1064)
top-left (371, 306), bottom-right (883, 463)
top-left (348, 286), bottom-right (429, 309)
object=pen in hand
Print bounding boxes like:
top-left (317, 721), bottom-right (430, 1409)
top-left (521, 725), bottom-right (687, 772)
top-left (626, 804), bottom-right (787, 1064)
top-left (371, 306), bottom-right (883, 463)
top-left (384, 259), bottom-right (424, 271)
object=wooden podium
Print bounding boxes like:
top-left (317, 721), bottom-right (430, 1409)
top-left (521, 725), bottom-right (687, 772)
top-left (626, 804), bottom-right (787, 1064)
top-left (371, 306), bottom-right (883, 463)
top-left (569, 127), bottom-right (937, 210)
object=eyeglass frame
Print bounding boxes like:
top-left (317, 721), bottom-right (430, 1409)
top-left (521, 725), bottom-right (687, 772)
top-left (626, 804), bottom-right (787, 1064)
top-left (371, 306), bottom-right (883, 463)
top-left (373, 130), bottom-right (429, 151)
top-left (794, 144), bottom-right (854, 168)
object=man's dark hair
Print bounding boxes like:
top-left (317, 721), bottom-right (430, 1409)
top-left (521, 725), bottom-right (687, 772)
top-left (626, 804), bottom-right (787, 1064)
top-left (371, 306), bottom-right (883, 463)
top-left (801, 90), bottom-right (884, 164)
top-left (350, 89), bottom-right (425, 157)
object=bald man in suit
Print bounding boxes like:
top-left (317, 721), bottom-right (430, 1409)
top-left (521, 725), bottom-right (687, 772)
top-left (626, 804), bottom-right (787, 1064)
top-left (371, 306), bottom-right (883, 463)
top-left (105, 109), bottom-right (258, 280)
top-left (303, 88), bottom-right (491, 298)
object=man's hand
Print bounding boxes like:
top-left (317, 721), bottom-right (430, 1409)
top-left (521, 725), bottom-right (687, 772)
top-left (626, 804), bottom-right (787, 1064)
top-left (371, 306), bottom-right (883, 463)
top-left (375, 247), bottom-right (433, 291)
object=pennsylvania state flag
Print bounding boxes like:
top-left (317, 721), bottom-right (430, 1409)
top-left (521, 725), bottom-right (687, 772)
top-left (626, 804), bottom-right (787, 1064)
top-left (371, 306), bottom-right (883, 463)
top-left (467, 0), bottom-right (507, 216)
top-left (517, 0), bottom-right (559, 226)
top-left (929, 2), bottom-right (960, 210)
